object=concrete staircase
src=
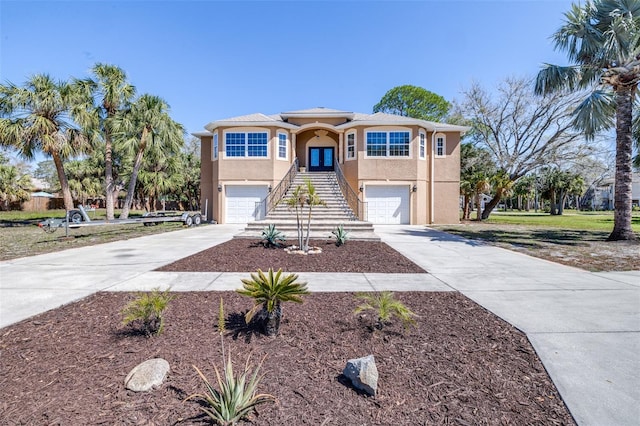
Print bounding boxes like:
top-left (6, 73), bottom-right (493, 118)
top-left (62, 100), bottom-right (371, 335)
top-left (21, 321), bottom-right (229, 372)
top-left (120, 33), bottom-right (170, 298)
top-left (236, 171), bottom-right (379, 241)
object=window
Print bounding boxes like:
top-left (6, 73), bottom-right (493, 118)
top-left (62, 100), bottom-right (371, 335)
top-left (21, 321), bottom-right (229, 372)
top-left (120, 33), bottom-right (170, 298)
top-left (225, 132), bottom-right (268, 158)
top-left (277, 132), bottom-right (288, 160)
top-left (346, 132), bottom-right (356, 160)
top-left (212, 132), bottom-right (218, 160)
top-left (436, 134), bottom-right (446, 157)
top-left (366, 131), bottom-right (410, 157)
top-left (419, 131), bottom-right (426, 159)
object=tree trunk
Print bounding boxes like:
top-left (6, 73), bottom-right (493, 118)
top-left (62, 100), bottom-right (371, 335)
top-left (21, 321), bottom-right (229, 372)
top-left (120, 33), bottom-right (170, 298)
top-left (105, 131), bottom-right (115, 221)
top-left (119, 133), bottom-right (147, 219)
top-left (481, 194), bottom-right (501, 220)
top-left (475, 194), bottom-right (483, 220)
top-left (463, 195), bottom-right (471, 220)
top-left (608, 85), bottom-right (637, 241)
top-left (262, 302), bottom-right (281, 336)
top-left (52, 152), bottom-right (74, 211)
top-left (550, 192), bottom-right (558, 215)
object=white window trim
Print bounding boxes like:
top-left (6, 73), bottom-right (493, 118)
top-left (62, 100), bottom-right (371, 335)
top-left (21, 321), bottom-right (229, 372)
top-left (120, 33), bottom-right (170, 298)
top-left (364, 128), bottom-right (412, 159)
top-left (222, 128), bottom-right (270, 159)
top-left (277, 131), bottom-right (288, 161)
top-left (346, 131), bottom-right (356, 161)
top-left (212, 131), bottom-right (218, 161)
top-left (419, 130), bottom-right (426, 160)
top-left (435, 133), bottom-right (446, 158)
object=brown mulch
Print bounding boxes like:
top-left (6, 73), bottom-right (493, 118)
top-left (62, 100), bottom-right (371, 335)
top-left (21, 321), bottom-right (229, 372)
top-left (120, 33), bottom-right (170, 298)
top-left (0, 239), bottom-right (575, 425)
top-left (0, 290), bottom-right (575, 425)
top-left (157, 239), bottom-right (427, 273)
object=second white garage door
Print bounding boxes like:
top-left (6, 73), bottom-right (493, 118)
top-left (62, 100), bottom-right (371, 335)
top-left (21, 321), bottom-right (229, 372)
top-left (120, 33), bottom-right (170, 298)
top-left (366, 185), bottom-right (410, 224)
top-left (225, 185), bottom-right (268, 223)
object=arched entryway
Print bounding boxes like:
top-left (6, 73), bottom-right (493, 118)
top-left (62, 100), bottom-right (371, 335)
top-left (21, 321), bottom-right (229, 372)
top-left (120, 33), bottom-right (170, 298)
top-left (295, 128), bottom-right (339, 172)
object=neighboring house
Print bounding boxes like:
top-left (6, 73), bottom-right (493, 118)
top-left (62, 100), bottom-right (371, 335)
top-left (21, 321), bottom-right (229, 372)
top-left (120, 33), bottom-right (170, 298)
top-left (195, 107), bottom-right (469, 225)
top-left (588, 173), bottom-right (640, 210)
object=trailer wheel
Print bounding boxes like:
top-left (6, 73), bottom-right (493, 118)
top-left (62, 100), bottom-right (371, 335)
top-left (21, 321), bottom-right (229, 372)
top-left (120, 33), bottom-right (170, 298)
top-left (192, 214), bottom-right (202, 226)
top-left (184, 215), bottom-right (194, 227)
top-left (68, 210), bottom-right (83, 223)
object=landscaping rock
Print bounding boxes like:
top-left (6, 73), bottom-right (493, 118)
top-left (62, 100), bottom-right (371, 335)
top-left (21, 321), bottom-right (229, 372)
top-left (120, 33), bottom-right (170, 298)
top-left (124, 358), bottom-right (170, 392)
top-left (343, 354), bottom-right (378, 396)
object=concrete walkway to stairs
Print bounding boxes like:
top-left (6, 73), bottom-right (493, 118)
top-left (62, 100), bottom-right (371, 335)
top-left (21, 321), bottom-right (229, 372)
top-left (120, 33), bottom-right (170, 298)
top-left (0, 224), bottom-right (638, 426)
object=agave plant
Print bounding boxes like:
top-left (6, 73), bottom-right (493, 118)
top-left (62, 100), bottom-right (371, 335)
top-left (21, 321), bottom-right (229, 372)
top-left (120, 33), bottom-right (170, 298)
top-left (188, 346), bottom-right (275, 425)
top-left (121, 287), bottom-right (174, 336)
top-left (237, 268), bottom-right (309, 336)
top-left (261, 223), bottom-right (286, 248)
top-left (354, 292), bottom-right (417, 331)
top-left (331, 224), bottom-right (350, 246)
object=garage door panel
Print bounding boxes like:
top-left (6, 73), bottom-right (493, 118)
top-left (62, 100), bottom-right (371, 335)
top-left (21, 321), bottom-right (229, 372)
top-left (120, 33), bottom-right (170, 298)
top-left (366, 186), bottom-right (409, 224)
top-left (225, 186), bottom-right (268, 223)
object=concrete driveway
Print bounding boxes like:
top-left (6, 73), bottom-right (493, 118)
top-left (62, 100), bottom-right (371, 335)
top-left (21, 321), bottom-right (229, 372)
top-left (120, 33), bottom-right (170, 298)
top-left (1, 223), bottom-right (638, 425)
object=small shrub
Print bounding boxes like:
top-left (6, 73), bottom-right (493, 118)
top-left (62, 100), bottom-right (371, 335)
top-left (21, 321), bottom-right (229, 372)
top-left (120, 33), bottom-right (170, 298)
top-left (354, 291), bottom-right (417, 331)
top-left (237, 268), bottom-right (309, 336)
top-left (188, 344), bottom-right (275, 425)
top-left (261, 224), bottom-right (286, 248)
top-left (331, 224), bottom-right (350, 246)
top-left (121, 288), bottom-right (174, 336)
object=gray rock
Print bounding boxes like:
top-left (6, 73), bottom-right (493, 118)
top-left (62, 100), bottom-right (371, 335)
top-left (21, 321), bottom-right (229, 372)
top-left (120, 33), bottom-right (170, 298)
top-left (343, 354), bottom-right (378, 396)
top-left (124, 358), bottom-right (170, 392)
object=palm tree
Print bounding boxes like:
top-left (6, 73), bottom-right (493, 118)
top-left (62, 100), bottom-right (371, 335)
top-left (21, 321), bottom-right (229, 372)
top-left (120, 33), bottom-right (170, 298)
top-left (237, 268), bottom-right (309, 336)
top-left (0, 74), bottom-right (90, 210)
top-left (481, 170), bottom-right (513, 219)
top-left (0, 163), bottom-right (32, 210)
top-left (74, 64), bottom-right (135, 220)
top-left (283, 185), bottom-right (307, 248)
top-left (113, 94), bottom-right (184, 219)
top-left (303, 179), bottom-right (325, 252)
top-left (535, 0), bottom-right (639, 240)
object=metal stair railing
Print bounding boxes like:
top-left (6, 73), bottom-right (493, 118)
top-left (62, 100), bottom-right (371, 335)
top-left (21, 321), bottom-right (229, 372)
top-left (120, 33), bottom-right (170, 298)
top-left (334, 159), bottom-right (368, 221)
top-left (254, 158), bottom-right (299, 219)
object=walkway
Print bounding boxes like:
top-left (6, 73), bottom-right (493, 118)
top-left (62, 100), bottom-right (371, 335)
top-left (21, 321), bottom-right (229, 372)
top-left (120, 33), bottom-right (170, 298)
top-left (0, 224), bottom-right (638, 426)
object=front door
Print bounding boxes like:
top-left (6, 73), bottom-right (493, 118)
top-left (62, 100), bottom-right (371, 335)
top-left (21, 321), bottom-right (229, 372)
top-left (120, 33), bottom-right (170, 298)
top-left (308, 147), bottom-right (334, 171)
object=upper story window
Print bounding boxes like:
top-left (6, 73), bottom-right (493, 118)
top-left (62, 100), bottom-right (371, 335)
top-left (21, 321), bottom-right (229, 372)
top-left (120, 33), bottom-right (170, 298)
top-left (366, 131), bottom-right (410, 157)
top-left (277, 132), bottom-right (288, 160)
top-left (346, 132), bottom-right (356, 160)
top-left (212, 132), bottom-right (218, 161)
top-left (225, 132), bottom-right (268, 158)
top-left (419, 131), bottom-right (426, 159)
top-left (435, 134), bottom-right (446, 157)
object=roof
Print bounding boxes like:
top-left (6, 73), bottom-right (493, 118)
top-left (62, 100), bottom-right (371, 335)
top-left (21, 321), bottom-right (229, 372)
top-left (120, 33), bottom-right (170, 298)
top-left (201, 107), bottom-right (470, 134)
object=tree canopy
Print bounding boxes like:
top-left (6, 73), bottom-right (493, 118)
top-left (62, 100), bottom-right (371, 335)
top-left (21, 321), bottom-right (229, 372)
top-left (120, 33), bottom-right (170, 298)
top-left (373, 85), bottom-right (450, 121)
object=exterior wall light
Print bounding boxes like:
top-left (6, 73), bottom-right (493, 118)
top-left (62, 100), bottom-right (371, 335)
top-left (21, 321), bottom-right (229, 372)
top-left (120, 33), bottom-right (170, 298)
top-left (268, 185), bottom-right (272, 192)
top-left (359, 185), bottom-right (364, 193)
top-left (412, 184), bottom-right (417, 192)
top-left (218, 184), bottom-right (222, 192)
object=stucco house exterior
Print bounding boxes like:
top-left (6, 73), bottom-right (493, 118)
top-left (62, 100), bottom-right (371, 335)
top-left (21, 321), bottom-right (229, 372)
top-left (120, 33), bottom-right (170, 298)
top-left (195, 107), bottom-right (468, 225)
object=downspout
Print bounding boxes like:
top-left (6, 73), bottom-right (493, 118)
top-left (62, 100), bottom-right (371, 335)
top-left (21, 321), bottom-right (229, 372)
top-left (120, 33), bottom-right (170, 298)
top-left (430, 127), bottom-right (437, 224)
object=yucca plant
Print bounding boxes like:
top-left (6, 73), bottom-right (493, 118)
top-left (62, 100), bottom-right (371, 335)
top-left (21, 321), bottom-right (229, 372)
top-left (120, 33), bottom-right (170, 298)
top-left (237, 268), bottom-right (309, 336)
top-left (261, 224), bottom-right (286, 248)
top-left (331, 224), bottom-right (350, 246)
top-left (188, 346), bottom-right (275, 425)
top-left (354, 291), bottom-right (417, 331)
top-left (121, 287), bottom-right (174, 336)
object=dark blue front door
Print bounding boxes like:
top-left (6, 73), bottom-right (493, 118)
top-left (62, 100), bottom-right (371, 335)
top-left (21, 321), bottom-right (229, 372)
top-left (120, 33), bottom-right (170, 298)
top-left (309, 147), bottom-right (334, 171)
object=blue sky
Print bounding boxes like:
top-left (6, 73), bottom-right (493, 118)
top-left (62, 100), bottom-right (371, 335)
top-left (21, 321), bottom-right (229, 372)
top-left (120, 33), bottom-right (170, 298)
top-left (2, 0), bottom-right (574, 142)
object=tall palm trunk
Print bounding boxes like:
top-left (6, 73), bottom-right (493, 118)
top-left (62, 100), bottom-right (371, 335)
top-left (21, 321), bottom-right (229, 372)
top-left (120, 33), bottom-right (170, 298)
top-left (52, 152), bottom-right (74, 211)
top-left (105, 132), bottom-right (115, 221)
top-left (608, 85), bottom-right (637, 241)
top-left (119, 130), bottom-right (148, 219)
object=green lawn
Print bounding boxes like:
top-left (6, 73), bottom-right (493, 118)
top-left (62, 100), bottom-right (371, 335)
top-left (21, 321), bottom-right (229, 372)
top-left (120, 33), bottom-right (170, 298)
top-left (482, 210), bottom-right (640, 232)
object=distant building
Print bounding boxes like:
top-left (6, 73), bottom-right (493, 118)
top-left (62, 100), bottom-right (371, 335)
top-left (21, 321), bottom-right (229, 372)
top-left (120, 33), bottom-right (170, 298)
top-left (587, 173), bottom-right (639, 210)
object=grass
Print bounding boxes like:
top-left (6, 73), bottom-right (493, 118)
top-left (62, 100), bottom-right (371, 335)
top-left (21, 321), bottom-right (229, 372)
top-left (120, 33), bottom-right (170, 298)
top-left (482, 210), bottom-right (640, 232)
top-left (0, 209), bottom-right (194, 261)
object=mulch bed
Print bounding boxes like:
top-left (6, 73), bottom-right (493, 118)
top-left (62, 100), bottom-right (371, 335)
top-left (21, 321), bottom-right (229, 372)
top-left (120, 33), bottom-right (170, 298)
top-left (157, 239), bottom-right (427, 273)
top-left (0, 291), bottom-right (575, 425)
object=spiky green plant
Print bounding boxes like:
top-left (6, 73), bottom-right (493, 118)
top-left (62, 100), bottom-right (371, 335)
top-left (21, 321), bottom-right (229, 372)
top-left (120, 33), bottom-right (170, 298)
top-left (331, 224), bottom-right (350, 246)
top-left (237, 268), bottom-right (309, 336)
top-left (354, 292), bottom-right (417, 330)
top-left (121, 287), bottom-right (174, 336)
top-left (188, 348), bottom-right (275, 426)
top-left (218, 297), bottom-right (226, 335)
top-left (261, 223), bottom-right (286, 248)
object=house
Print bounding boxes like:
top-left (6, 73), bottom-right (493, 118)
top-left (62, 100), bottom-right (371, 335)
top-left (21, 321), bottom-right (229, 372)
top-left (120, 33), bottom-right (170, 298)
top-left (195, 107), bottom-right (469, 225)
top-left (588, 173), bottom-right (640, 210)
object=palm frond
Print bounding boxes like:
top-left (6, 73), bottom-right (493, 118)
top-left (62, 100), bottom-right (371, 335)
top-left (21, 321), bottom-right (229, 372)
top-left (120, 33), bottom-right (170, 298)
top-left (572, 90), bottom-right (616, 137)
top-left (535, 64), bottom-right (582, 95)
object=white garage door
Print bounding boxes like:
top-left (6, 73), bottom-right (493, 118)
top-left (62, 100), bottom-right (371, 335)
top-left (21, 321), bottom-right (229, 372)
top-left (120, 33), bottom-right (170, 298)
top-left (366, 185), bottom-right (410, 224)
top-left (225, 185), bottom-right (268, 223)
